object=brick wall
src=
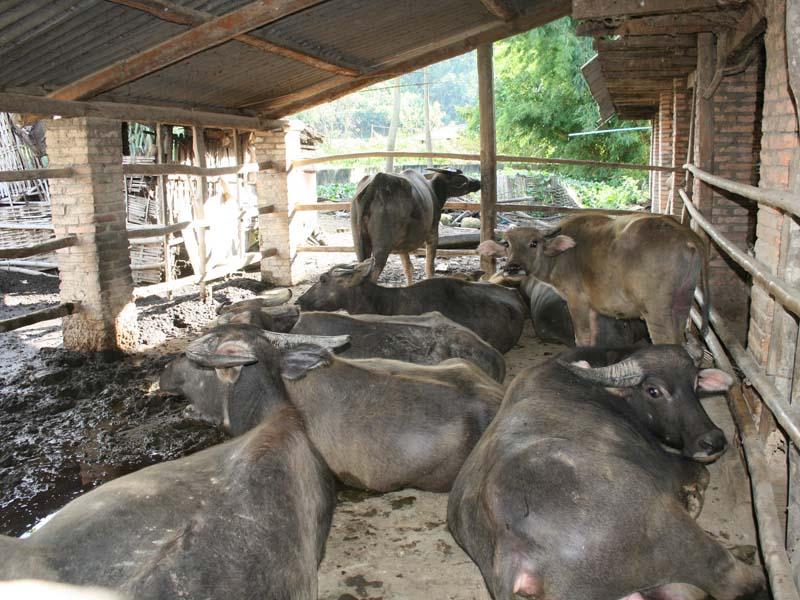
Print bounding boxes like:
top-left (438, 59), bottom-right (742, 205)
top-left (255, 121), bottom-right (318, 286)
top-left (46, 117), bottom-right (136, 352)
top-left (650, 118), bottom-right (660, 210)
top-left (670, 78), bottom-right (691, 216)
top-left (707, 57), bottom-right (763, 341)
top-left (748, 0), bottom-right (800, 368)
top-left (657, 90), bottom-right (674, 213)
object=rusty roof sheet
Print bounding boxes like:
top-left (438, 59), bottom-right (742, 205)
top-left (0, 0), bottom-right (570, 118)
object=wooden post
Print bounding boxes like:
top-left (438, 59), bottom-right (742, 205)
top-left (691, 32), bottom-right (715, 237)
top-left (477, 43), bottom-right (497, 275)
top-left (192, 126), bottom-right (209, 301)
top-left (155, 123), bottom-right (173, 295)
top-left (233, 128), bottom-right (245, 259)
top-left (423, 67), bottom-right (433, 168)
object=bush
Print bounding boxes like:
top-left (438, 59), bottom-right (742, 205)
top-left (565, 176), bottom-right (648, 209)
top-left (317, 182), bottom-right (357, 201)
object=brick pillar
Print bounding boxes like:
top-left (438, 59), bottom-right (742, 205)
top-left (658, 90), bottom-right (674, 214)
top-left (650, 118), bottom-right (659, 211)
top-left (254, 121), bottom-right (317, 286)
top-left (46, 117), bottom-right (136, 352)
top-left (671, 78), bottom-right (691, 216)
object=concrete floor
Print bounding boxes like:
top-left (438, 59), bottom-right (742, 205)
top-left (317, 321), bottom-right (759, 600)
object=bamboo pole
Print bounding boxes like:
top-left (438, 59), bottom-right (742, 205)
top-left (127, 220), bottom-right (191, 239)
top-left (0, 302), bottom-right (76, 333)
top-left (122, 161), bottom-right (273, 177)
top-left (689, 308), bottom-right (800, 600)
top-left (0, 235), bottom-right (78, 259)
top-left (0, 167), bottom-right (75, 182)
top-left (478, 43), bottom-right (497, 275)
top-left (680, 190), bottom-right (800, 317)
top-left (0, 222), bottom-right (55, 230)
top-left (290, 151), bottom-right (682, 173)
top-left (192, 126), bottom-right (209, 301)
top-left (685, 164), bottom-right (800, 219)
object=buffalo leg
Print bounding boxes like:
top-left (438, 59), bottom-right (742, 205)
top-left (565, 299), bottom-right (594, 346)
top-left (425, 238), bottom-right (437, 279)
top-left (400, 253), bottom-right (414, 285)
top-left (370, 248), bottom-right (391, 282)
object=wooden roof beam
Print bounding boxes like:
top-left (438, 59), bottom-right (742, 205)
top-left (594, 34), bottom-right (697, 50)
top-left (250, 0), bottom-right (571, 117)
top-left (576, 11), bottom-right (743, 36)
top-left (477, 0), bottom-right (518, 21)
top-left (106, 0), bottom-right (362, 77)
top-left (50, 0), bottom-right (330, 101)
top-left (573, 0), bottom-right (745, 20)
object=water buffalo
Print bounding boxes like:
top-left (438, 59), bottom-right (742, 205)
top-left (521, 276), bottom-right (650, 347)
top-left (296, 259), bottom-right (526, 353)
top-left (448, 345), bottom-right (766, 600)
top-left (160, 324), bottom-right (504, 492)
top-left (352, 167), bottom-right (481, 284)
top-left (478, 213), bottom-right (709, 345)
top-left (0, 405), bottom-right (335, 600)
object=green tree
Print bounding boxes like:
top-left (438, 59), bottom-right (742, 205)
top-left (466, 17), bottom-right (649, 180)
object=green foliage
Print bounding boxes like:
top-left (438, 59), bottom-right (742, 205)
top-left (317, 182), bottom-right (357, 201)
top-left (565, 176), bottom-right (649, 209)
top-left (465, 17), bottom-right (650, 181)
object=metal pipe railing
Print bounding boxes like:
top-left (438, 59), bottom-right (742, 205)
top-left (684, 164), bottom-right (800, 219)
top-left (680, 189), bottom-right (800, 317)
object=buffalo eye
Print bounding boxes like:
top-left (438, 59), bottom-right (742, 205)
top-left (529, 240), bottom-right (538, 248)
top-left (501, 240), bottom-right (509, 248)
top-left (646, 386), bottom-right (661, 398)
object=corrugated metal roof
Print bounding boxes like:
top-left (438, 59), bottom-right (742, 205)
top-left (0, 0), bottom-right (568, 117)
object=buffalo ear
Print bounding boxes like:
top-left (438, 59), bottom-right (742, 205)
top-left (215, 366), bottom-right (243, 384)
top-left (347, 259), bottom-right (374, 286)
top-left (478, 240), bottom-right (508, 258)
top-left (697, 368), bottom-right (733, 392)
top-left (281, 345), bottom-right (333, 381)
top-left (543, 235), bottom-right (576, 256)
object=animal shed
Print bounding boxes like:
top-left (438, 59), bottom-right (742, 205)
top-left (0, 0), bottom-right (798, 598)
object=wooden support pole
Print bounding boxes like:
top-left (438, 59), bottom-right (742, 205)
top-left (155, 123), bottom-right (172, 292)
top-left (192, 126), bottom-right (209, 301)
top-left (691, 33), bottom-right (715, 237)
top-left (0, 235), bottom-right (78, 259)
top-left (477, 43), bottom-right (497, 275)
top-left (0, 302), bottom-right (76, 333)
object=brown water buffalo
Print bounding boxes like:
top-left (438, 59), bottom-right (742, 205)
top-left (0, 405), bottom-right (335, 600)
top-left (160, 324), bottom-right (504, 492)
top-left (296, 259), bottom-right (526, 353)
top-left (352, 167), bottom-right (480, 284)
top-left (478, 213), bottom-right (709, 345)
top-left (448, 345), bottom-right (766, 600)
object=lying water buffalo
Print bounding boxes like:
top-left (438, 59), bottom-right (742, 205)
top-left (160, 324), bottom-right (504, 492)
top-left (479, 213), bottom-right (709, 345)
top-left (292, 311), bottom-right (506, 382)
top-left (0, 405), bottom-right (335, 600)
top-left (448, 345), bottom-right (766, 600)
top-left (352, 167), bottom-right (481, 284)
top-left (296, 259), bottom-right (526, 353)
top-left (521, 276), bottom-right (650, 347)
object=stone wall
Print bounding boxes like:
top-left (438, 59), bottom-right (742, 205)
top-left (46, 117), bottom-right (136, 352)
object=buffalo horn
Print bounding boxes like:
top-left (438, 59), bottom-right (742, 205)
top-left (425, 167), bottom-right (462, 175)
top-left (558, 357), bottom-right (644, 387)
top-left (257, 288), bottom-right (292, 306)
top-left (259, 330), bottom-right (351, 351)
top-left (186, 334), bottom-right (258, 367)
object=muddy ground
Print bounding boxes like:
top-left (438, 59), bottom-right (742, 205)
top-left (0, 212), bottom-right (764, 598)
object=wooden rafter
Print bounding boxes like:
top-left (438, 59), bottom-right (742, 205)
top-left (576, 11), bottom-right (743, 36)
top-left (477, 0), bottom-right (517, 21)
top-left (573, 0), bottom-right (745, 20)
top-left (50, 0), bottom-right (330, 101)
top-left (106, 0), bottom-right (361, 77)
top-left (594, 35), bottom-right (698, 51)
top-left (250, 0), bottom-right (571, 117)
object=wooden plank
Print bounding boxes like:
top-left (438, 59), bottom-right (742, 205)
top-left (0, 167), bottom-right (74, 182)
top-left (252, 0), bottom-right (572, 116)
top-left (691, 32), bottom-right (715, 236)
top-left (594, 35), bottom-right (698, 50)
top-left (576, 11), bottom-right (742, 37)
top-left (0, 222), bottom-right (55, 230)
top-left (105, 0), bottom-right (361, 77)
top-left (127, 220), bottom-right (191, 239)
top-left (725, 1), bottom-right (767, 59)
top-left (477, 43), bottom-right (497, 275)
top-left (477, 0), bottom-right (517, 20)
top-left (0, 235), bottom-right (77, 259)
top-left (0, 302), bottom-right (76, 333)
top-left (122, 161), bottom-right (274, 177)
top-left (574, 0), bottom-right (729, 19)
top-left (155, 123), bottom-right (172, 292)
top-left (0, 92), bottom-right (282, 130)
top-left (49, 0), bottom-right (328, 100)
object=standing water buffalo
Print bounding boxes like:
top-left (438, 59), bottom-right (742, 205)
top-left (479, 213), bottom-right (709, 345)
top-left (448, 345), bottom-right (766, 600)
top-left (0, 405), bottom-right (335, 600)
top-left (352, 167), bottom-right (481, 284)
top-left (161, 324), bottom-right (504, 492)
top-left (296, 259), bottom-right (526, 353)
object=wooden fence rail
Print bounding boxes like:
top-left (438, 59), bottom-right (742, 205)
top-left (290, 151), bottom-right (682, 173)
top-left (0, 167), bottom-right (75, 182)
top-left (0, 235), bottom-right (78, 260)
top-left (685, 164), bottom-right (800, 219)
top-left (127, 221), bottom-right (191, 239)
top-left (0, 302), bottom-right (76, 333)
top-left (295, 246), bottom-right (478, 256)
top-left (293, 200), bottom-right (640, 216)
top-left (122, 161), bottom-right (274, 178)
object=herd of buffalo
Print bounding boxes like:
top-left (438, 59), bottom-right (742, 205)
top-left (0, 169), bottom-right (767, 599)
